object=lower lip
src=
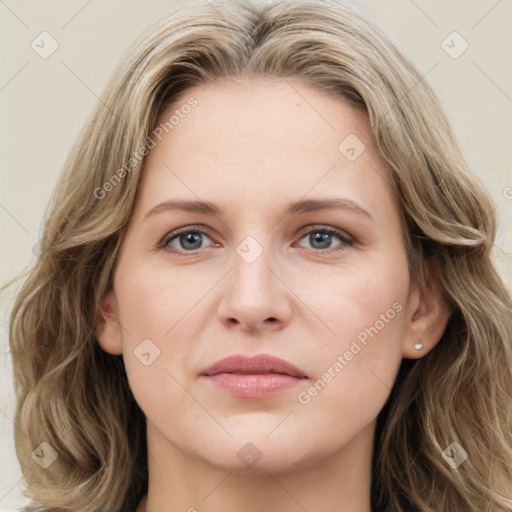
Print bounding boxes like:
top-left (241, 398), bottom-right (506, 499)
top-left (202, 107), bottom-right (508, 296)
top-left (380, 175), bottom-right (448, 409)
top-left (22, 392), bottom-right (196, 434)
top-left (203, 373), bottom-right (306, 398)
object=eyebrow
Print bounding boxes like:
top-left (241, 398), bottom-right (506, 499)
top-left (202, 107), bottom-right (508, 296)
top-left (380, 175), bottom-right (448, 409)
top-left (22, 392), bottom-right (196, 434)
top-left (144, 198), bottom-right (373, 220)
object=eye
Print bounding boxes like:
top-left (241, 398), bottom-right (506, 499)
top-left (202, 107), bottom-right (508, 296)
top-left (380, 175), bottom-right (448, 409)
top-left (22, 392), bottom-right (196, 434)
top-left (160, 226), bottom-right (215, 254)
top-left (158, 224), bottom-right (354, 255)
top-left (295, 225), bottom-right (354, 252)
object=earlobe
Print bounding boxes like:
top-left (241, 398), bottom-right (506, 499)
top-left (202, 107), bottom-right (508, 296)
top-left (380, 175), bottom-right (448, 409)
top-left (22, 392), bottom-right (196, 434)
top-left (402, 275), bottom-right (452, 359)
top-left (95, 289), bottom-right (123, 355)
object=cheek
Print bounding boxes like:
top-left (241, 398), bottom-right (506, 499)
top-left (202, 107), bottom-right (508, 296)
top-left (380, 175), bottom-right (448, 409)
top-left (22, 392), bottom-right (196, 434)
top-left (296, 247), bottom-right (409, 340)
top-left (115, 264), bottom-right (199, 427)
top-left (114, 261), bottom-right (218, 408)
top-left (296, 271), bottom-right (407, 446)
top-left (301, 249), bottom-right (409, 391)
top-left (114, 260), bottom-right (214, 341)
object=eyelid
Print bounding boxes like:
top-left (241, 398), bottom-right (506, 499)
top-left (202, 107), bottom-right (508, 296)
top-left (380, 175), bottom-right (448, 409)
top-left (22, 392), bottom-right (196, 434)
top-left (293, 225), bottom-right (355, 254)
top-left (158, 223), bottom-right (356, 254)
top-left (159, 224), bottom-right (215, 248)
top-left (295, 224), bottom-right (354, 243)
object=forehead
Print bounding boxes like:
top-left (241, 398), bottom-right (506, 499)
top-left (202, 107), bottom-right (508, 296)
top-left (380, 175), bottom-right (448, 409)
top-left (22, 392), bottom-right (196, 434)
top-left (156, 76), bottom-right (374, 160)
top-left (136, 77), bottom-right (397, 220)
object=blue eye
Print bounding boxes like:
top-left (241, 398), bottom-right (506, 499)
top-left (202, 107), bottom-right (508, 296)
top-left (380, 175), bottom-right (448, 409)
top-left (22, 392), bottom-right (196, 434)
top-left (159, 224), bottom-right (354, 255)
top-left (162, 228), bottom-right (213, 253)
top-left (296, 226), bottom-right (353, 252)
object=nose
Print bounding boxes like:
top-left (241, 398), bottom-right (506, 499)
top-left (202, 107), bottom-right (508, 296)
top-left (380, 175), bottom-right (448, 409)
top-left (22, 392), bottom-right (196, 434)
top-left (217, 242), bottom-right (293, 334)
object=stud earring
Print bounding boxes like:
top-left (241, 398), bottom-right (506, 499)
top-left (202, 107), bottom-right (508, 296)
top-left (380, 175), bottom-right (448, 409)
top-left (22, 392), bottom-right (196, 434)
top-left (413, 340), bottom-right (423, 350)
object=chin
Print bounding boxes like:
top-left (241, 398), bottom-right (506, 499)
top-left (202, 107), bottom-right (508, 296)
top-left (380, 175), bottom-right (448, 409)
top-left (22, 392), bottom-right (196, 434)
top-left (195, 435), bottom-right (321, 476)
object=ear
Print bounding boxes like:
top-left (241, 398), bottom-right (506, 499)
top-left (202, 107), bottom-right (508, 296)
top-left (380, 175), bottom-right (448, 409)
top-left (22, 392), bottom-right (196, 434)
top-left (402, 271), bottom-right (452, 359)
top-left (96, 289), bottom-right (123, 355)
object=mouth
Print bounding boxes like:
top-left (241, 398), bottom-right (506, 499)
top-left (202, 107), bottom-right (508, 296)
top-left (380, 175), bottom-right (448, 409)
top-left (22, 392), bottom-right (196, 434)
top-left (199, 354), bottom-right (309, 398)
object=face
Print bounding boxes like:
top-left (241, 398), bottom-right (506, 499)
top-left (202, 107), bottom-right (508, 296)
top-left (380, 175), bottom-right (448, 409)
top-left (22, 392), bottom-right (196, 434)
top-left (97, 77), bottom-right (433, 475)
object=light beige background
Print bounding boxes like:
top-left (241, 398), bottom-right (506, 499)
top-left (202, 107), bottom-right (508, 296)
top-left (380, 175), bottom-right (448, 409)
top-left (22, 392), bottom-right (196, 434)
top-left (1, 0), bottom-right (511, 509)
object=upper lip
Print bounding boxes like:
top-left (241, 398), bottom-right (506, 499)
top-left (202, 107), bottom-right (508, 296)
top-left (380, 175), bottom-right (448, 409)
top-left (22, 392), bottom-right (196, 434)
top-left (200, 354), bottom-right (308, 378)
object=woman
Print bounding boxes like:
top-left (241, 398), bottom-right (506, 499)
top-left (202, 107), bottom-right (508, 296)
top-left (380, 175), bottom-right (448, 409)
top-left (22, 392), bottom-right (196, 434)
top-left (7, 0), bottom-right (512, 511)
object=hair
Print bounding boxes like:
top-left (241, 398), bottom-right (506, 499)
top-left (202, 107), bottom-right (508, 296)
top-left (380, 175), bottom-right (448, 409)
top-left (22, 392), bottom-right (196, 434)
top-left (5, 0), bottom-right (512, 510)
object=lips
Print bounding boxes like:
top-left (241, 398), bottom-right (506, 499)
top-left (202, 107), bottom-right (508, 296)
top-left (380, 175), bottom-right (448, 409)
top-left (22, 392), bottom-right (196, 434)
top-left (199, 354), bottom-right (309, 398)
top-left (200, 354), bottom-right (308, 379)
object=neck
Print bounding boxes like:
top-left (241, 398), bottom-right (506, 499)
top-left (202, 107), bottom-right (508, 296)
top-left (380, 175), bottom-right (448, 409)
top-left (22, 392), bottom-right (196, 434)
top-left (136, 420), bottom-right (376, 512)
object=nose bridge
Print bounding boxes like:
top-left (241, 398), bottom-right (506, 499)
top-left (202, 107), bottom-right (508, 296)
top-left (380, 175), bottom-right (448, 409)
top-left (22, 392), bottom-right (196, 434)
top-left (231, 233), bottom-right (275, 303)
top-left (217, 233), bottom-right (291, 331)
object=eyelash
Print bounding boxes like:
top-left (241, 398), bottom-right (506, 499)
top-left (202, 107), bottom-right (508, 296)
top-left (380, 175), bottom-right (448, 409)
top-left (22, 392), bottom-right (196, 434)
top-left (158, 224), bottom-right (355, 256)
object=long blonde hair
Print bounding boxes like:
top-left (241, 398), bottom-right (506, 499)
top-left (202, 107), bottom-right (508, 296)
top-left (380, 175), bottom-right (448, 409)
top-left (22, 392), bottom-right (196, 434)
top-left (6, 0), bottom-right (512, 510)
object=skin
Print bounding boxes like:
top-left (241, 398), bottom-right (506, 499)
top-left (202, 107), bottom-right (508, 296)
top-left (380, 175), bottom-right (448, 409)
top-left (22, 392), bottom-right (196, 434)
top-left (96, 76), bottom-right (451, 512)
